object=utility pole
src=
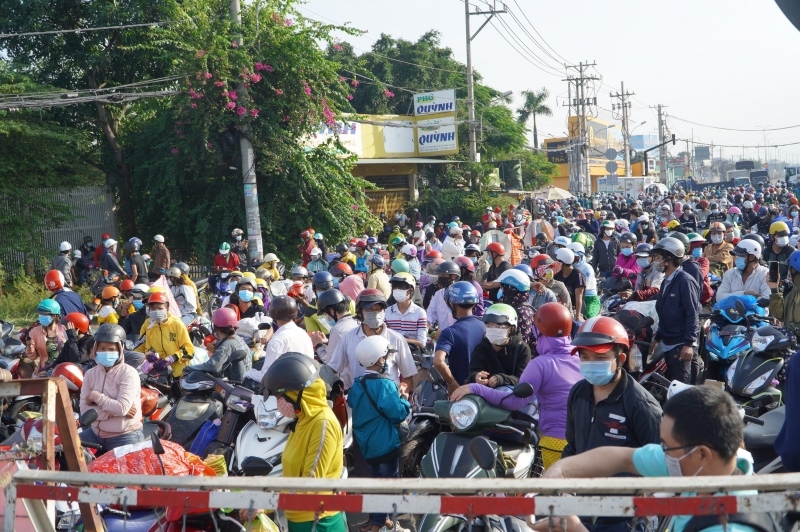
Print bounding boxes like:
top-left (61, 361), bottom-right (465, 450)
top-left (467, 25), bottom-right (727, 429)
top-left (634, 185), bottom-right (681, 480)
top-left (231, 0), bottom-right (263, 262)
top-left (610, 82), bottom-right (634, 176)
top-left (465, 0), bottom-right (506, 163)
top-left (564, 62), bottom-right (598, 194)
top-left (652, 104), bottom-right (668, 184)
top-left (564, 80), bottom-right (574, 192)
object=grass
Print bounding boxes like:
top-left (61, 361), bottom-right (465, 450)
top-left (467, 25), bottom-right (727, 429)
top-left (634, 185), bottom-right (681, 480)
top-left (0, 272), bottom-right (94, 329)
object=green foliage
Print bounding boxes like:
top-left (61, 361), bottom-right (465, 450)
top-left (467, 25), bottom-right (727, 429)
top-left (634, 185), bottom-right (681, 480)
top-left (410, 189), bottom-right (488, 226)
top-left (517, 88), bottom-right (553, 148)
top-left (511, 149), bottom-right (557, 190)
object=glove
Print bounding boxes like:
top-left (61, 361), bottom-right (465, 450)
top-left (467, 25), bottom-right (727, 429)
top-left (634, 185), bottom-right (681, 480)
top-left (153, 356), bottom-right (176, 373)
top-left (140, 361), bottom-right (154, 374)
top-left (146, 353), bottom-right (159, 364)
top-left (612, 266), bottom-right (623, 276)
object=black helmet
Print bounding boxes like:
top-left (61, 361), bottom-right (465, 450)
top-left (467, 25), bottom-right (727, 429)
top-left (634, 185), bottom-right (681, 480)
top-left (618, 232), bottom-right (637, 246)
top-left (535, 232), bottom-right (547, 244)
top-left (316, 289), bottom-right (346, 315)
top-left (123, 241), bottom-right (139, 254)
top-left (435, 261), bottom-right (460, 276)
top-left (94, 323), bottom-right (126, 344)
top-left (261, 352), bottom-right (320, 400)
top-left (270, 295), bottom-right (298, 321)
top-left (669, 232), bottom-right (691, 254)
top-left (335, 243), bottom-right (348, 254)
top-left (741, 233), bottom-right (766, 250)
top-left (312, 271), bottom-right (334, 291)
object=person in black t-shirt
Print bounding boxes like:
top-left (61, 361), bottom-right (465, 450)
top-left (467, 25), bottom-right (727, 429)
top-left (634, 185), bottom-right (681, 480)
top-left (553, 248), bottom-right (586, 321)
top-left (480, 242), bottom-right (511, 302)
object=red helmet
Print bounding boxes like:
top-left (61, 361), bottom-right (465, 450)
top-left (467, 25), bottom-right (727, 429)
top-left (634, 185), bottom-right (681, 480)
top-left (415, 222), bottom-right (423, 228)
top-left (334, 262), bottom-right (353, 276)
top-left (355, 240), bottom-right (368, 249)
top-left (461, 225), bottom-right (471, 231)
top-left (300, 230), bottom-right (310, 239)
top-left (356, 288), bottom-right (387, 309)
top-left (530, 255), bottom-right (554, 269)
top-left (141, 387), bottom-right (159, 417)
top-left (485, 242), bottom-right (506, 255)
top-left (211, 307), bottom-right (239, 329)
top-left (471, 230), bottom-right (481, 237)
top-left (287, 281), bottom-right (305, 299)
top-left (119, 279), bottom-right (135, 291)
top-left (101, 233), bottom-right (111, 240)
top-left (571, 316), bottom-right (631, 354)
top-left (52, 363), bottom-right (84, 393)
top-left (534, 303), bottom-right (573, 338)
top-left (147, 291), bottom-right (169, 304)
top-left (424, 250), bottom-right (443, 259)
top-left (65, 312), bottom-right (90, 334)
top-left (454, 256), bottom-right (475, 273)
top-left (44, 270), bottom-right (65, 291)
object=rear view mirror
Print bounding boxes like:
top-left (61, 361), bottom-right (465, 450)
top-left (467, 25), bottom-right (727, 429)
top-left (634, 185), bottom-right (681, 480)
top-left (640, 316), bottom-right (655, 328)
top-left (79, 409), bottom-right (98, 428)
top-left (469, 437), bottom-right (497, 471)
top-left (757, 298), bottom-right (770, 308)
top-left (151, 432), bottom-right (165, 456)
top-left (512, 382), bottom-right (534, 398)
top-left (241, 456), bottom-right (274, 477)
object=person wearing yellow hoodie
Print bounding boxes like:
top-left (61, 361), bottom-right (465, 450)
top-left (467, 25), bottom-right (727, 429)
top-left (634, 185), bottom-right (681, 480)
top-left (260, 353), bottom-right (345, 532)
top-left (135, 291), bottom-right (194, 378)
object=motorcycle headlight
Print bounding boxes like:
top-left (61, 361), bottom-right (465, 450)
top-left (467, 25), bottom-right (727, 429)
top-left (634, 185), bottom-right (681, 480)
top-left (743, 373), bottom-right (771, 395)
top-left (257, 409), bottom-right (282, 429)
top-left (726, 364), bottom-right (737, 388)
top-left (174, 400), bottom-right (211, 421)
top-left (449, 399), bottom-right (479, 430)
top-left (751, 334), bottom-right (774, 353)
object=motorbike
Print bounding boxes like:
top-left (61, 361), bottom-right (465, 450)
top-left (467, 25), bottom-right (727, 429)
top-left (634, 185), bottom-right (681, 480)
top-left (416, 383), bottom-right (537, 532)
top-left (744, 405), bottom-right (785, 474)
top-left (203, 269), bottom-right (234, 314)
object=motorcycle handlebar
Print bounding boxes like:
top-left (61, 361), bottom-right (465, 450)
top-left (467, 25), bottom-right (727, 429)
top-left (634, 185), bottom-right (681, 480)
top-left (743, 415), bottom-right (765, 426)
top-left (81, 441), bottom-right (102, 450)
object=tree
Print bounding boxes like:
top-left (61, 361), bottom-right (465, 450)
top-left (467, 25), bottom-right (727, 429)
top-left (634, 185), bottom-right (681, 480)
top-left (517, 88), bottom-right (552, 149)
top-left (511, 149), bottom-right (557, 190)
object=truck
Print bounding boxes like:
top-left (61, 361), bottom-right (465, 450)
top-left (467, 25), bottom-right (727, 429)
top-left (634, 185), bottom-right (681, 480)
top-left (749, 170), bottom-right (769, 187)
top-left (786, 166), bottom-right (800, 186)
top-left (671, 160), bottom-right (754, 191)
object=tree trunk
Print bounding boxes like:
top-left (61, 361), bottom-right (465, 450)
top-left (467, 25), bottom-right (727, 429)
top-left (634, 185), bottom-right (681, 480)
top-left (533, 113), bottom-right (539, 149)
top-left (88, 70), bottom-right (138, 237)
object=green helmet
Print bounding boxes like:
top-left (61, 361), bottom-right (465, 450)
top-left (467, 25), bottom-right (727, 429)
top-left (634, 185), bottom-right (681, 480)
top-left (483, 303), bottom-right (518, 327)
top-left (219, 242), bottom-right (231, 253)
top-left (36, 299), bottom-right (61, 315)
top-left (391, 236), bottom-right (405, 246)
top-left (391, 258), bottom-right (410, 274)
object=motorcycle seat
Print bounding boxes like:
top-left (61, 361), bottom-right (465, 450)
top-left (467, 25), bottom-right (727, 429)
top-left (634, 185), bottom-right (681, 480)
top-left (744, 406), bottom-right (785, 450)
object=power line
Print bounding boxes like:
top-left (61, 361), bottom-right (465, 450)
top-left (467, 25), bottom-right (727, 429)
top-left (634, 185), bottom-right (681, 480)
top-left (670, 115), bottom-right (800, 132)
top-left (494, 13), bottom-right (563, 74)
top-left (675, 138), bottom-right (800, 149)
top-left (0, 21), bottom-right (176, 39)
top-left (487, 18), bottom-right (562, 78)
top-left (510, 0), bottom-right (570, 65)
top-left (505, 4), bottom-right (565, 67)
top-left (0, 75), bottom-right (183, 102)
top-left (0, 90), bottom-right (179, 109)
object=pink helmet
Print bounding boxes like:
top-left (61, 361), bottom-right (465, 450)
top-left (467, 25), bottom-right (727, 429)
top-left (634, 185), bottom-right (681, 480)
top-left (727, 206), bottom-right (741, 215)
top-left (211, 307), bottom-right (239, 329)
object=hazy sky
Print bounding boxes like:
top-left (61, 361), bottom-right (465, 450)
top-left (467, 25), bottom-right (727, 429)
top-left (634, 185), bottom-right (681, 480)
top-left (301, 0), bottom-right (800, 163)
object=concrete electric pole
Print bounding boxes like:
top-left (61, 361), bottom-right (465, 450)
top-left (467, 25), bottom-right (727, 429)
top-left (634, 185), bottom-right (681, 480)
top-left (465, 1), bottom-right (506, 163)
top-left (610, 82), bottom-right (634, 177)
top-left (230, 0), bottom-right (263, 262)
top-left (653, 104), bottom-right (669, 184)
top-left (564, 62), bottom-right (598, 194)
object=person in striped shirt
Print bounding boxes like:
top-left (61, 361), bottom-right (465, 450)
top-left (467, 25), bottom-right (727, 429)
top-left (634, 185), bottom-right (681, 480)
top-left (385, 273), bottom-right (428, 353)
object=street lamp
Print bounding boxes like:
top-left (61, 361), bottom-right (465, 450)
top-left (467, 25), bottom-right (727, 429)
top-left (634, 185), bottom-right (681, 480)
top-left (480, 90), bottom-right (513, 142)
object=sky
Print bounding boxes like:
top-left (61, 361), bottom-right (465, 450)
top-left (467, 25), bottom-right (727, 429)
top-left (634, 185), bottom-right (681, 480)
top-left (300, 0), bottom-right (800, 164)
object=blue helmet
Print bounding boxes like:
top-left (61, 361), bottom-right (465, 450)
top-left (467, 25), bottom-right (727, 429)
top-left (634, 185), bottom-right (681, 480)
top-left (513, 263), bottom-right (534, 279)
top-left (312, 271), bottom-right (334, 291)
top-left (354, 264), bottom-right (368, 273)
top-left (789, 250), bottom-right (800, 273)
top-left (497, 269), bottom-right (531, 292)
top-left (367, 237), bottom-right (377, 245)
top-left (369, 254), bottom-right (385, 268)
top-left (444, 281), bottom-right (480, 306)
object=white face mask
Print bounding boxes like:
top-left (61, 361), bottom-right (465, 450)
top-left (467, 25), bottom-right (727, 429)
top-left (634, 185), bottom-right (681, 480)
top-left (363, 310), bottom-right (386, 329)
top-left (604, 229), bottom-right (614, 237)
top-left (392, 289), bottom-right (409, 303)
top-left (777, 236), bottom-right (790, 247)
top-left (485, 327), bottom-right (510, 346)
top-left (665, 446), bottom-right (700, 477)
top-left (710, 234), bottom-right (723, 244)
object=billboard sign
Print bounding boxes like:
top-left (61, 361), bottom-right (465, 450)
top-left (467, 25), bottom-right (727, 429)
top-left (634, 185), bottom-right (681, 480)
top-left (544, 139), bottom-right (569, 164)
top-left (416, 115), bottom-right (457, 154)
top-left (414, 89), bottom-right (456, 116)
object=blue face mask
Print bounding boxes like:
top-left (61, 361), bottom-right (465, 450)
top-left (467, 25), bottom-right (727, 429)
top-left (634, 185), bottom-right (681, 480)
top-left (691, 248), bottom-right (702, 258)
top-left (132, 300), bottom-right (144, 310)
top-left (497, 288), bottom-right (504, 300)
top-left (38, 314), bottom-right (53, 327)
top-left (96, 351), bottom-right (119, 367)
top-left (636, 257), bottom-right (650, 268)
top-left (580, 360), bottom-right (617, 386)
top-left (735, 257), bottom-right (747, 271)
top-left (333, 278), bottom-right (340, 288)
top-left (238, 290), bottom-right (254, 302)
top-left (732, 215), bottom-right (739, 222)
top-left (621, 247), bottom-right (633, 257)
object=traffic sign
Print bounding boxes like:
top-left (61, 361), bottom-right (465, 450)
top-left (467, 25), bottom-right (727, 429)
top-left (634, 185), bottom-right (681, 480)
top-left (605, 161), bottom-right (618, 174)
top-left (605, 148), bottom-right (618, 161)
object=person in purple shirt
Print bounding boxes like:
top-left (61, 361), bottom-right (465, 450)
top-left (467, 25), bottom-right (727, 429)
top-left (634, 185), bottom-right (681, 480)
top-left (450, 303), bottom-right (581, 469)
top-left (433, 282), bottom-right (486, 394)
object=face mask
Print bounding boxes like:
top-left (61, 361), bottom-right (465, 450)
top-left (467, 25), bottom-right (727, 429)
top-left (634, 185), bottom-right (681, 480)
top-left (497, 288), bottom-right (504, 301)
top-left (149, 309), bottom-right (167, 322)
top-left (580, 360), bottom-right (617, 386)
top-left (665, 446), bottom-right (700, 477)
top-left (691, 248), bottom-right (702, 258)
top-left (621, 247), bottom-right (633, 257)
top-left (711, 210), bottom-right (718, 214)
top-left (96, 351), bottom-right (119, 368)
top-left (38, 314), bottom-right (53, 327)
top-left (542, 269), bottom-right (554, 281)
top-left (438, 277), bottom-right (453, 288)
top-left (426, 274), bottom-right (438, 285)
top-left (710, 234), bottom-right (723, 244)
top-left (322, 315), bottom-right (337, 330)
top-left (363, 310), bottom-right (385, 329)
top-left (724, 233), bottom-right (734, 243)
top-left (777, 236), bottom-right (789, 247)
top-left (636, 257), bottom-right (650, 268)
top-left (333, 277), bottom-right (340, 288)
top-left (604, 229), bottom-right (614, 237)
top-left (735, 257), bottom-right (747, 271)
top-left (640, 223), bottom-right (648, 230)
top-left (485, 328), bottom-right (510, 346)
top-left (732, 216), bottom-right (739, 223)
top-left (470, 256), bottom-right (478, 264)
top-left (276, 396), bottom-right (297, 419)
top-left (392, 289), bottom-right (409, 303)
top-left (236, 235), bottom-right (242, 241)
top-left (792, 212), bottom-right (799, 218)
top-left (132, 300), bottom-right (144, 310)
top-left (238, 290), bottom-right (254, 302)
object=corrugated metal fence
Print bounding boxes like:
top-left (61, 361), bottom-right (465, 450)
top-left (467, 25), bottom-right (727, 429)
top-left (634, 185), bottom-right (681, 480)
top-left (0, 187), bottom-right (117, 277)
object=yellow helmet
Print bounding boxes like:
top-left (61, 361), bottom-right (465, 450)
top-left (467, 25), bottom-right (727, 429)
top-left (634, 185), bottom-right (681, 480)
top-left (667, 219), bottom-right (681, 230)
top-left (147, 285), bottom-right (166, 294)
top-left (255, 278), bottom-right (267, 288)
top-left (701, 229), bottom-right (710, 238)
top-left (230, 270), bottom-right (243, 278)
top-left (770, 221), bottom-right (790, 236)
top-left (242, 271), bottom-right (256, 280)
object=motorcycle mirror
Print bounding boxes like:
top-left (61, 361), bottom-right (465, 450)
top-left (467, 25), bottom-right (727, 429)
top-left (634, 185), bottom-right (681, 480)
top-left (468, 437), bottom-right (497, 471)
top-left (79, 409), bottom-right (98, 428)
top-left (241, 456), bottom-right (274, 477)
top-left (151, 432), bottom-right (165, 455)
top-left (640, 316), bottom-right (655, 328)
top-left (512, 382), bottom-right (534, 398)
top-left (757, 298), bottom-right (770, 308)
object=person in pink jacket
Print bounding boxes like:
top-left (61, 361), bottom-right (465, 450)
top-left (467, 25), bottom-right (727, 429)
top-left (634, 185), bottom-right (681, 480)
top-left (79, 324), bottom-right (143, 450)
top-left (604, 233), bottom-right (641, 293)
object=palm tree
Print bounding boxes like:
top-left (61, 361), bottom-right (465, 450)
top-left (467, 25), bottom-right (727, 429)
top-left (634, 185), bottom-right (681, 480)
top-left (517, 88), bottom-right (553, 149)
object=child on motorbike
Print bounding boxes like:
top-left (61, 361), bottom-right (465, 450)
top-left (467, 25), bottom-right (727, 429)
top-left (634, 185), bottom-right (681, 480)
top-left (451, 303), bottom-right (581, 468)
top-left (348, 336), bottom-right (411, 532)
top-left (96, 286), bottom-right (120, 325)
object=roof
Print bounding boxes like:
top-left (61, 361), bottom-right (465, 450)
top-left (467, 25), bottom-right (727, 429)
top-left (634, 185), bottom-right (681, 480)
top-left (354, 158), bottom-right (464, 165)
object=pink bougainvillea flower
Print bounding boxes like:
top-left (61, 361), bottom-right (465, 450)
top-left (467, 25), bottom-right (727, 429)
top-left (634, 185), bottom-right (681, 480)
top-left (254, 62), bottom-right (264, 71)
top-left (231, 40), bottom-right (239, 47)
top-left (333, 44), bottom-right (343, 51)
top-left (284, 17), bottom-right (293, 26)
top-left (384, 90), bottom-right (395, 98)
top-left (282, 114), bottom-right (290, 122)
top-left (227, 91), bottom-right (237, 100)
top-left (206, 142), bottom-right (213, 149)
top-left (250, 108), bottom-right (259, 117)
top-left (195, 50), bottom-right (205, 58)
top-left (249, 73), bottom-right (262, 83)
top-left (303, 83), bottom-right (312, 95)
top-left (339, 76), bottom-right (346, 83)
top-left (262, 64), bottom-right (274, 73)
top-left (190, 103), bottom-right (197, 109)
top-left (347, 94), bottom-right (353, 100)
top-left (171, 148), bottom-right (179, 154)
top-left (214, 81), bottom-right (225, 87)
top-left (351, 204), bottom-right (359, 210)
top-left (204, 72), bottom-right (213, 79)
top-left (351, 79), bottom-right (359, 87)
top-left (275, 88), bottom-right (284, 95)
top-left (226, 101), bottom-right (236, 110)
top-left (236, 106), bottom-right (247, 116)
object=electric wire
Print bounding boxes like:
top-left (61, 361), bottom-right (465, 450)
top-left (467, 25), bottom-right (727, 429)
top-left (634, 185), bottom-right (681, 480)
top-left (487, 18), bottom-right (563, 78)
top-left (510, 0), bottom-right (570, 64)
top-left (493, 14), bottom-right (563, 75)
top-left (0, 21), bottom-right (177, 39)
top-left (670, 115), bottom-right (800, 132)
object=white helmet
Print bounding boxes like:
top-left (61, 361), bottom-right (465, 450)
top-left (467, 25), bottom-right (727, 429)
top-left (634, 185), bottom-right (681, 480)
top-left (104, 238), bottom-right (117, 249)
top-left (355, 335), bottom-right (391, 368)
top-left (154, 234), bottom-right (165, 243)
top-left (638, 214), bottom-right (649, 223)
top-left (742, 200), bottom-right (754, 210)
top-left (132, 283), bottom-right (150, 294)
top-left (614, 219), bottom-right (629, 230)
top-left (568, 242), bottom-right (585, 254)
top-left (555, 247), bottom-right (575, 265)
top-left (310, 247), bottom-right (322, 257)
top-left (73, 250), bottom-right (82, 259)
top-left (497, 269), bottom-right (531, 292)
top-left (59, 241), bottom-right (72, 252)
top-left (400, 244), bottom-right (417, 257)
top-left (554, 236), bottom-right (571, 247)
top-left (733, 239), bottom-right (761, 258)
top-left (263, 253), bottom-right (279, 263)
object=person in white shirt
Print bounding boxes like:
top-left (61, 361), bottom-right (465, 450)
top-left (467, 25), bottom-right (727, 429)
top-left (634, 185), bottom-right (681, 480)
top-left (422, 217), bottom-right (436, 236)
top-left (425, 232), bottom-right (443, 253)
top-left (716, 240), bottom-right (771, 301)
top-left (412, 222), bottom-right (427, 250)
top-left (441, 226), bottom-right (465, 261)
top-left (385, 273), bottom-right (428, 352)
top-left (309, 289), bottom-right (359, 364)
top-left (243, 295), bottom-right (313, 383)
top-left (167, 266), bottom-right (198, 325)
top-left (328, 289), bottom-right (417, 390)
top-left (426, 261), bottom-right (460, 331)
